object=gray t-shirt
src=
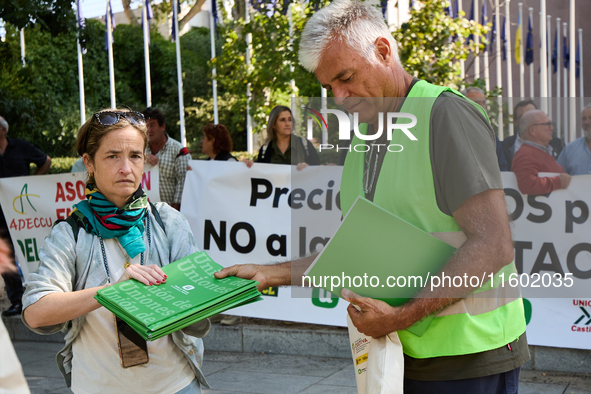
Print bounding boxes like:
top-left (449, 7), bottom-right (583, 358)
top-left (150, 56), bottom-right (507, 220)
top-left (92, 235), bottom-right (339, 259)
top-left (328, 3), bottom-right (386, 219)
top-left (363, 80), bottom-right (528, 381)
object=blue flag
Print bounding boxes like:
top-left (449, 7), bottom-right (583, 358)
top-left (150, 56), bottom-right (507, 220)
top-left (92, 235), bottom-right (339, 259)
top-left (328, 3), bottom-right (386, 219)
top-left (576, 40), bottom-right (580, 79)
top-left (552, 30), bottom-right (557, 73)
top-left (445, 0), bottom-right (453, 17)
top-left (501, 16), bottom-right (506, 61)
top-left (212, 0), bottom-right (219, 37)
top-left (467, 0), bottom-right (475, 44)
top-left (481, 0), bottom-right (488, 52)
top-left (563, 35), bottom-right (569, 69)
top-left (381, 0), bottom-right (387, 18)
top-left (104, 0), bottom-right (116, 51)
top-left (525, 14), bottom-right (534, 65)
top-left (489, 15), bottom-right (495, 53)
top-left (171, 0), bottom-right (182, 42)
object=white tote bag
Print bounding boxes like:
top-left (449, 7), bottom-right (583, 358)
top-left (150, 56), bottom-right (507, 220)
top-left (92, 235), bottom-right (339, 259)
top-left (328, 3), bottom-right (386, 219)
top-left (347, 314), bottom-right (404, 394)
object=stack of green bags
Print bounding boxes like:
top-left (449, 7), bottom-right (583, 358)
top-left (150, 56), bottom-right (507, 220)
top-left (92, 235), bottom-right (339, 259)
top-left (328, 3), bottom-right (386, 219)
top-left (95, 251), bottom-right (262, 340)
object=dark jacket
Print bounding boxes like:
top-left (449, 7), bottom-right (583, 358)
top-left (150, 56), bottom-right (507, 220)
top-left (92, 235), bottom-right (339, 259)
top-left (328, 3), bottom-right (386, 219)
top-left (256, 135), bottom-right (320, 165)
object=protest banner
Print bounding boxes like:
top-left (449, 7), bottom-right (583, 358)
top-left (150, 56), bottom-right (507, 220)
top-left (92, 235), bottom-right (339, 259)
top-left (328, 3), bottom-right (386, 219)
top-left (0, 165), bottom-right (159, 278)
top-left (183, 163), bottom-right (591, 349)
top-left (181, 161), bottom-right (349, 325)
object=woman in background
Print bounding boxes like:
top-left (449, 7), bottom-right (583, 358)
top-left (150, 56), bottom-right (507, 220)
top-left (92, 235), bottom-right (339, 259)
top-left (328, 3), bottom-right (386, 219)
top-left (201, 123), bottom-right (237, 161)
top-left (246, 106), bottom-right (320, 169)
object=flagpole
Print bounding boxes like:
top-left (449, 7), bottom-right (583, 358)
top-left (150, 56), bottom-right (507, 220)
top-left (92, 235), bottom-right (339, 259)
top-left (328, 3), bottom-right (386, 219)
top-left (556, 18), bottom-right (562, 140)
top-left (172, 0), bottom-right (186, 146)
top-left (539, 0), bottom-right (547, 111)
top-left (76, 11), bottom-right (86, 125)
top-left (505, 1), bottom-right (513, 136)
top-left (143, 3), bottom-right (152, 108)
top-left (245, 0), bottom-right (253, 154)
top-left (529, 7), bottom-right (534, 99)
top-left (20, 29), bottom-right (25, 66)
top-left (209, 0), bottom-right (218, 124)
top-left (569, 0), bottom-right (576, 141)
top-left (107, 2), bottom-right (116, 108)
top-left (580, 28), bottom-right (584, 113)
top-left (546, 14), bottom-right (552, 120)
top-left (563, 22), bottom-right (568, 142)
top-left (474, 0), bottom-right (480, 81)
top-left (494, 0), bottom-right (503, 139)
top-left (518, 3), bottom-right (524, 98)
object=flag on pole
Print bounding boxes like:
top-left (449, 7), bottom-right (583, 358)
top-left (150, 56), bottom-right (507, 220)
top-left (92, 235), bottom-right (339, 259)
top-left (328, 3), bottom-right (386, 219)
top-left (142, 0), bottom-right (153, 46)
top-left (104, 0), bottom-right (116, 51)
top-left (76, 0), bottom-right (86, 53)
top-left (467, 0), bottom-right (475, 44)
top-left (563, 34), bottom-right (569, 68)
top-left (501, 16), bottom-right (507, 61)
top-left (481, 0), bottom-right (488, 52)
top-left (445, 0), bottom-right (453, 17)
top-left (576, 39), bottom-right (580, 79)
top-left (515, 10), bottom-right (522, 64)
top-left (212, 0), bottom-right (219, 36)
top-left (171, 0), bottom-right (182, 42)
top-left (490, 14), bottom-right (496, 53)
top-left (525, 14), bottom-right (534, 65)
top-left (552, 30), bottom-right (557, 73)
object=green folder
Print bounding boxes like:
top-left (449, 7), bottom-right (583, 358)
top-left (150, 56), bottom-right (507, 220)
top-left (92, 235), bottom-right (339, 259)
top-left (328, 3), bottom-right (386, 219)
top-left (95, 251), bottom-right (262, 340)
top-left (304, 197), bottom-right (458, 336)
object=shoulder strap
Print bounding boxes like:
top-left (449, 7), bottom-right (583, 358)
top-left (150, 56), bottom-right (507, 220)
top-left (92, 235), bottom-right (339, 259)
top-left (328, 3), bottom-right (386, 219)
top-left (149, 202), bottom-right (166, 234)
top-left (57, 214), bottom-right (85, 243)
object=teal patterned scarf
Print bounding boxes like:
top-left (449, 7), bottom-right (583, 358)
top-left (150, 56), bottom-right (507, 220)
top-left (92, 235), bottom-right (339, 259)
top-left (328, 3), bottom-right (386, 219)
top-left (71, 183), bottom-right (149, 258)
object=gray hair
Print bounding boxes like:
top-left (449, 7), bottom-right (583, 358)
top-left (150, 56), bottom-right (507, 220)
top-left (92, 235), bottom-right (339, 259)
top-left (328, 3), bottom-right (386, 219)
top-left (461, 87), bottom-right (485, 96)
top-left (519, 110), bottom-right (544, 139)
top-left (299, 0), bottom-right (399, 73)
top-left (582, 102), bottom-right (591, 113)
top-left (0, 116), bottom-right (8, 132)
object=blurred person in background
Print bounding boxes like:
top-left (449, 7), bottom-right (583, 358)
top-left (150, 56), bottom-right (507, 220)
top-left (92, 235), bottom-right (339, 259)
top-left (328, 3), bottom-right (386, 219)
top-left (0, 237), bottom-right (29, 393)
top-left (201, 124), bottom-right (237, 161)
top-left (511, 110), bottom-right (571, 195)
top-left (142, 108), bottom-right (191, 211)
top-left (0, 115), bottom-right (51, 317)
top-left (503, 100), bottom-right (564, 169)
top-left (557, 104), bottom-right (591, 175)
top-left (246, 106), bottom-right (320, 169)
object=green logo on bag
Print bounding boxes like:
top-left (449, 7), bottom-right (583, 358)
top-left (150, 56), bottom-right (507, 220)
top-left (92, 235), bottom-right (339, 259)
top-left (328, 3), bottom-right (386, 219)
top-left (358, 369), bottom-right (362, 374)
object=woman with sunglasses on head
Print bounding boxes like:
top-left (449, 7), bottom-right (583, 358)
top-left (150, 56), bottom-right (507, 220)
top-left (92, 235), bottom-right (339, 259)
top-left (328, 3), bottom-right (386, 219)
top-left (201, 123), bottom-right (237, 161)
top-left (245, 105), bottom-right (320, 170)
top-left (22, 109), bottom-right (209, 393)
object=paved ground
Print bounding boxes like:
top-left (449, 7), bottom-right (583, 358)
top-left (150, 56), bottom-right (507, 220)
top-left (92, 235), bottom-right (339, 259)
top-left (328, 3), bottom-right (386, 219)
top-left (11, 340), bottom-right (591, 394)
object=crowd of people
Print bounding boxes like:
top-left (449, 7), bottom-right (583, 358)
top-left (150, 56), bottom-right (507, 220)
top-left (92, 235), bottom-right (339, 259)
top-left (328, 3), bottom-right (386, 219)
top-left (1, 0), bottom-right (590, 392)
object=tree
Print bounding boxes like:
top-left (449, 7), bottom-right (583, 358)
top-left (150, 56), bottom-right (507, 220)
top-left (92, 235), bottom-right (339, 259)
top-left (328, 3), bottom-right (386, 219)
top-left (0, 0), bottom-right (76, 35)
top-left (393, 0), bottom-right (488, 89)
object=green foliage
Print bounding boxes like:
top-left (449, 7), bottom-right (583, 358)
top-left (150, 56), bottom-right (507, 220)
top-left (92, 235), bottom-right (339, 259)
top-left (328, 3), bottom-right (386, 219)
top-left (0, 0), bottom-right (76, 35)
top-left (0, 18), bottom-right (215, 157)
top-left (393, 0), bottom-right (488, 89)
top-left (48, 157), bottom-right (80, 174)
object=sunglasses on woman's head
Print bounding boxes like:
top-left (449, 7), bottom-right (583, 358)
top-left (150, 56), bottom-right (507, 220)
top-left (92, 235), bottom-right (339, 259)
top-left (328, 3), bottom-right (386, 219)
top-left (93, 111), bottom-right (145, 126)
